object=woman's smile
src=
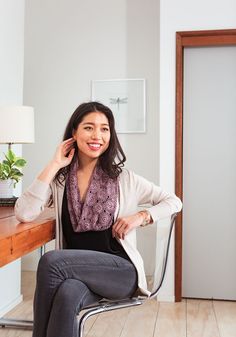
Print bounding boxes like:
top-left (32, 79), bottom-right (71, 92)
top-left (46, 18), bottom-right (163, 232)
top-left (87, 142), bottom-right (102, 151)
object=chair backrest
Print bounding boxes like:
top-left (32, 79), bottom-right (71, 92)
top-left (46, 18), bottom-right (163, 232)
top-left (149, 213), bottom-right (177, 299)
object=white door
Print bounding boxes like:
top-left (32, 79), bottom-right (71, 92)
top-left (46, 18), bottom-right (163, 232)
top-left (183, 45), bottom-right (236, 300)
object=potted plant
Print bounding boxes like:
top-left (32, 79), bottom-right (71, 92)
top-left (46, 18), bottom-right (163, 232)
top-left (0, 149), bottom-right (26, 198)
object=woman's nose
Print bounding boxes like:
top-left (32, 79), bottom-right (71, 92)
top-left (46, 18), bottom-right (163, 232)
top-left (91, 129), bottom-right (101, 139)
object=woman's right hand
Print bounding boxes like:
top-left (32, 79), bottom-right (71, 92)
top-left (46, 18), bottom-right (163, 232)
top-left (52, 138), bottom-right (75, 169)
top-left (37, 138), bottom-right (76, 184)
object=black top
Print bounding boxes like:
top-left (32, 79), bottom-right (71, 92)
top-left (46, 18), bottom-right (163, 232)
top-left (62, 189), bottom-right (131, 261)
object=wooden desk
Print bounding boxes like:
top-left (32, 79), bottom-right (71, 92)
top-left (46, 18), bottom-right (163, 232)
top-left (0, 207), bottom-right (55, 329)
top-left (0, 207), bottom-right (15, 219)
top-left (0, 207), bottom-right (55, 267)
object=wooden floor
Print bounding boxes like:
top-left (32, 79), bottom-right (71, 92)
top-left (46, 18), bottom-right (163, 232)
top-left (0, 272), bottom-right (236, 337)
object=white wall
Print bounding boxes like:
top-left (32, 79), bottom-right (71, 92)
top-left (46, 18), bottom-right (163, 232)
top-left (22, 0), bottom-right (160, 276)
top-left (0, 0), bottom-right (25, 316)
top-left (159, 0), bottom-right (236, 300)
top-left (21, 0), bottom-right (236, 301)
top-left (23, 0), bottom-right (159, 185)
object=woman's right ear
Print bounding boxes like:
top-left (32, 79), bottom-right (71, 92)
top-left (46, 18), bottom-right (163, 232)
top-left (72, 130), bottom-right (76, 141)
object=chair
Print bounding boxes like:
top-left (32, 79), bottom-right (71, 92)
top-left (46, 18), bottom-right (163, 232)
top-left (0, 213), bottom-right (177, 334)
top-left (77, 213), bottom-right (177, 337)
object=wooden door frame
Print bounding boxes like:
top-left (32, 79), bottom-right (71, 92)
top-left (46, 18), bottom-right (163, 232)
top-left (175, 28), bottom-right (236, 302)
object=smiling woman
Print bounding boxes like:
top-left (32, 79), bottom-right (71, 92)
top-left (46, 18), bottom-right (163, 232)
top-left (14, 101), bottom-right (182, 337)
top-left (73, 112), bottom-right (111, 162)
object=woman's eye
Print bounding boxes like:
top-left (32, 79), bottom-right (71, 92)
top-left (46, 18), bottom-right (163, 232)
top-left (84, 126), bottom-right (92, 131)
top-left (102, 128), bottom-right (109, 132)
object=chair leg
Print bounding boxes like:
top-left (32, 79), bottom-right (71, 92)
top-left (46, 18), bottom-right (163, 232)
top-left (0, 318), bottom-right (33, 329)
top-left (78, 307), bottom-right (106, 337)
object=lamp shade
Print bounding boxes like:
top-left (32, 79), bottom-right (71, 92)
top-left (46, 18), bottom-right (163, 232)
top-left (0, 105), bottom-right (34, 144)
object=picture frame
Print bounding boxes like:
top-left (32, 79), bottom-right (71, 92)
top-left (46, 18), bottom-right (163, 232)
top-left (91, 79), bottom-right (146, 133)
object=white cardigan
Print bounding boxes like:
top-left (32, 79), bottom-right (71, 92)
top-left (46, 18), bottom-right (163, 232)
top-left (15, 169), bottom-right (182, 296)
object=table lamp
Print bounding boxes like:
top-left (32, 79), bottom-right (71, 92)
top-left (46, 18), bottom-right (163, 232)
top-left (0, 105), bottom-right (34, 200)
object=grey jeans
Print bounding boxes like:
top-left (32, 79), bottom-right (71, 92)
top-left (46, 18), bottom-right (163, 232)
top-left (33, 250), bottom-right (138, 337)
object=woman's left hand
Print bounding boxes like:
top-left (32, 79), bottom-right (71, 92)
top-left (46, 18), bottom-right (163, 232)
top-left (112, 213), bottom-right (143, 240)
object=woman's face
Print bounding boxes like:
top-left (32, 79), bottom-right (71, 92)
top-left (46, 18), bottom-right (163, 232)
top-left (73, 111), bottom-right (111, 163)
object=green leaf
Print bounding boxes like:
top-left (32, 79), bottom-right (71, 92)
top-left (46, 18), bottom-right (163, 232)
top-left (2, 164), bottom-right (10, 174)
top-left (4, 150), bottom-right (13, 164)
top-left (3, 157), bottom-right (10, 166)
top-left (8, 149), bottom-right (16, 162)
top-left (0, 163), bottom-right (7, 180)
top-left (14, 159), bottom-right (27, 167)
top-left (11, 170), bottom-right (23, 177)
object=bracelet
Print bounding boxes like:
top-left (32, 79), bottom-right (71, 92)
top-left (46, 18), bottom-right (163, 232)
top-left (139, 210), bottom-right (152, 227)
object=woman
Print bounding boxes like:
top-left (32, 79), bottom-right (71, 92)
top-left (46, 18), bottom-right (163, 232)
top-left (15, 101), bottom-right (182, 337)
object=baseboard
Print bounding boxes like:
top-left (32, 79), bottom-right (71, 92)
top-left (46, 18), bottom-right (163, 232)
top-left (0, 294), bottom-right (23, 317)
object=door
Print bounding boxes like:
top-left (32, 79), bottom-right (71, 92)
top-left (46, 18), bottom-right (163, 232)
top-left (175, 30), bottom-right (236, 301)
top-left (182, 45), bottom-right (236, 299)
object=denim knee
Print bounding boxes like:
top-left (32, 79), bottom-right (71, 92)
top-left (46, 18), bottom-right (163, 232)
top-left (37, 250), bottom-right (61, 275)
top-left (54, 279), bottom-right (88, 305)
top-left (52, 279), bottom-right (100, 313)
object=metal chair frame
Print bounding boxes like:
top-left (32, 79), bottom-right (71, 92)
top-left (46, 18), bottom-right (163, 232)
top-left (77, 213), bottom-right (177, 337)
top-left (0, 214), bottom-right (176, 334)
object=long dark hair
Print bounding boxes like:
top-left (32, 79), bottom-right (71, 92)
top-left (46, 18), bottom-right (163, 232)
top-left (54, 101), bottom-right (126, 185)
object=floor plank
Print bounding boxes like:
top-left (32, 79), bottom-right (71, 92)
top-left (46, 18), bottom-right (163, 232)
top-left (0, 328), bottom-right (32, 337)
top-left (85, 307), bottom-right (130, 337)
top-left (120, 299), bottom-right (159, 337)
top-left (186, 299), bottom-right (220, 337)
top-left (154, 300), bottom-right (186, 337)
top-left (213, 300), bottom-right (236, 337)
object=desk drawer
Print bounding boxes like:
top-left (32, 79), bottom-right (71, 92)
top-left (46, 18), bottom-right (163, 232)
top-left (0, 237), bottom-right (12, 267)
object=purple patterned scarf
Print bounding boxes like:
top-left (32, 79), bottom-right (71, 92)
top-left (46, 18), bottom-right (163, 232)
top-left (66, 160), bottom-right (118, 232)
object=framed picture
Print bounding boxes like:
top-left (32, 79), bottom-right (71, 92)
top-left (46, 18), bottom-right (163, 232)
top-left (91, 79), bottom-right (146, 133)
